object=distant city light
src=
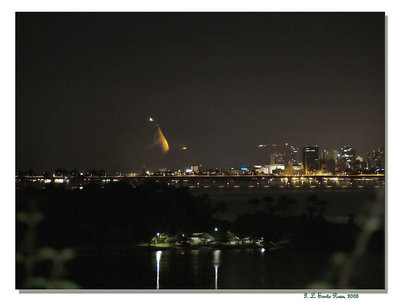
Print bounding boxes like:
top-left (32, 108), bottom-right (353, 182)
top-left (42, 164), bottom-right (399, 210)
top-left (182, 146), bottom-right (187, 150)
top-left (149, 117), bottom-right (154, 122)
top-left (214, 227), bottom-right (218, 232)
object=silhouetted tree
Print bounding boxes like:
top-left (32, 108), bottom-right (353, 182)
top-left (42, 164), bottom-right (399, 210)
top-left (54, 168), bottom-right (67, 177)
top-left (306, 194), bottom-right (327, 218)
top-left (42, 171), bottom-right (51, 178)
top-left (347, 213), bottom-right (356, 226)
top-left (69, 169), bottom-right (80, 177)
top-left (276, 195), bottom-right (297, 217)
top-left (262, 195), bottom-right (275, 216)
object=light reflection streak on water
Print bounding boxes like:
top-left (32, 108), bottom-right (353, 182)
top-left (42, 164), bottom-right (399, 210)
top-left (213, 250), bottom-right (221, 289)
top-left (192, 249), bottom-right (200, 278)
top-left (214, 265), bottom-right (218, 290)
top-left (156, 250), bottom-right (162, 289)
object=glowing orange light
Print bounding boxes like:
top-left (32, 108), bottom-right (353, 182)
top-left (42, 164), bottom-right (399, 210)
top-left (153, 124), bottom-right (169, 153)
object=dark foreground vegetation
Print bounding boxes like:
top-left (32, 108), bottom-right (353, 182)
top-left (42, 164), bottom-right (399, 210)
top-left (16, 181), bottom-right (384, 289)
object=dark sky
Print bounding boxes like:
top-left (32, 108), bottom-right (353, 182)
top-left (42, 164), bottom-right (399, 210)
top-left (16, 12), bottom-right (385, 172)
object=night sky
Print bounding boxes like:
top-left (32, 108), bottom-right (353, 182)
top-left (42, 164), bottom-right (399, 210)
top-left (16, 12), bottom-right (385, 172)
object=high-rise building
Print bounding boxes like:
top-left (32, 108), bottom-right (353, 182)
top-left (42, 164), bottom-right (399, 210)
top-left (321, 149), bottom-right (329, 160)
top-left (354, 155), bottom-right (367, 173)
top-left (289, 146), bottom-right (300, 164)
top-left (338, 145), bottom-right (356, 173)
top-left (270, 152), bottom-right (285, 165)
top-left (333, 149), bottom-right (339, 161)
top-left (303, 146), bottom-right (319, 175)
top-left (367, 146), bottom-right (385, 173)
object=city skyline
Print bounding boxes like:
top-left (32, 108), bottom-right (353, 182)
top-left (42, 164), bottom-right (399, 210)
top-left (17, 13), bottom-right (385, 172)
top-left (16, 143), bottom-right (384, 177)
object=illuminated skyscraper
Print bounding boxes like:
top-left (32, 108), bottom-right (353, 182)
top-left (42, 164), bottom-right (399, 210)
top-left (289, 146), bottom-right (300, 164)
top-left (367, 146), bottom-right (385, 173)
top-left (302, 146), bottom-right (319, 175)
top-left (321, 149), bottom-right (329, 160)
top-left (338, 145), bottom-right (356, 173)
top-left (270, 152), bottom-right (285, 165)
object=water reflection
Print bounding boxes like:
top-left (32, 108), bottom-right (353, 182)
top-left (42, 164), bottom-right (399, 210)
top-left (68, 247), bottom-right (384, 289)
top-left (213, 250), bottom-right (221, 289)
top-left (192, 249), bottom-right (200, 279)
top-left (156, 250), bottom-right (162, 289)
